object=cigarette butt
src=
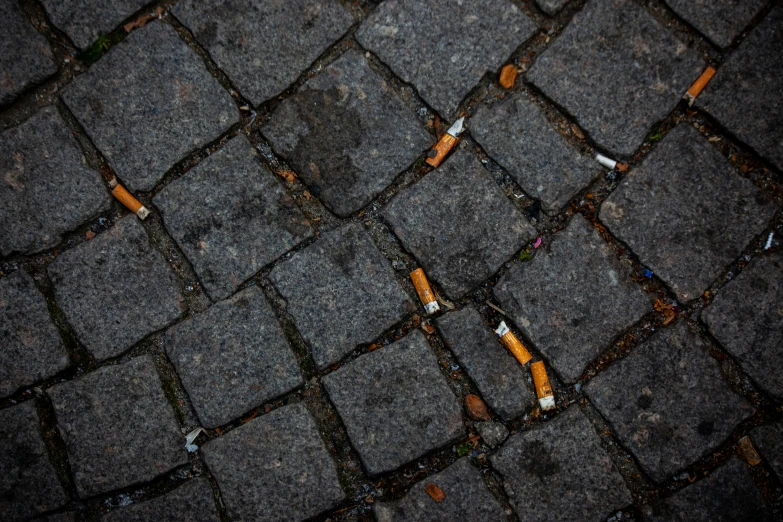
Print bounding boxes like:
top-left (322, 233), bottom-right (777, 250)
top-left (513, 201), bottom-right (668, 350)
top-left (499, 64), bottom-right (518, 89)
top-left (495, 321), bottom-right (532, 366)
top-left (410, 268), bottom-right (440, 314)
top-left (684, 66), bottom-right (717, 106)
top-left (107, 177), bottom-right (118, 188)
top-left (426, 117), bottom-right (465, 168)
top-left (530, 361), bottom-right (555, 411)
top-left (738, 436), bottom-right (762, 466)
top-left (595, 153), bottom-right (617, 170)
top-left (112, 184), bottom-right (150, 220)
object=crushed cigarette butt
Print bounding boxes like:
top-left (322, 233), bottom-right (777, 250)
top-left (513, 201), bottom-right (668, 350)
top-left (595, 153), bottom-right (628, 172)
top-left (424, 483), bottom-right (446, 503)
top-left (426, 117), bottom-right (465, 168)
top-left (410, 268), bottom-right (440, 314)
top-left (684, 66), bottom-right (717, 106)
top-left (465, 394), bottom-right (491, 421)
top-left (738, 436), bottom-right (762, 466)
top-left (499, 64), bottom-right (518, 89)
top-left (530, 361), bottom-right (555, 411)
top-left (112, 184), bottom-right (150, 219)
top-left (185, 427), bottom-right (206, 452)
top-left (495, 321), bottom-right (532, 366)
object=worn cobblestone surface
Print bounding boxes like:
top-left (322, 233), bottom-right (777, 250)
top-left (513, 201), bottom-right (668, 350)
top-left (40, 0), bottom-right (149, 49)
top-left (664, 0), bottom-right (767, 48)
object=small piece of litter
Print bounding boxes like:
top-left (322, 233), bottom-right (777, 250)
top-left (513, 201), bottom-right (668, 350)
top-left (112, 184), bottom-right (150, 220)
top-left (185, 427), bottom-right (206, 452)
top-left (424, 483), bottom-right (446, 503)
top-left (533, 237), bottom-right (542, 249)
top-left (426, 117), bottom-right (465, 168)
top-left (738, 436), bottom-right (762, 466)
top-left (764, 232), bottom-right (774, 250)
top-left (410, 268), bottom-right (440, 314)
top-left (499, 64), bottom-right (518, 89)
top-left (239, 105), bottom-right (250, 111)
top-left (85, 231), bottom-right (96, 240)
top-left (465, 394), bottom-right (491, 421)
top-left (530, 361), bottom-right (555, 411)
top-left (433, 288), bottom-right (455, 310)
top-left (595, 153), bottom-right (617, 170)
top-left (495, 321), bottom-right (532, 366)
top-left (485, 300), bottom-right (506, 316)
top-left (643, 269), bottom-right (653, 278)
top-left (683, 66), bottom-right (717, 106)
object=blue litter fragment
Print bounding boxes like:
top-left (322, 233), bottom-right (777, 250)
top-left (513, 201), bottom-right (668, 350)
top-left (643, 269), bottom-right (653, 278)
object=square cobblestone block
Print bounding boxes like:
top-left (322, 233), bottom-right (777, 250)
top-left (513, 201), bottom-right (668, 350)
top-left (323, 331), bottom-right (465, 475)
top-left (536, 0), bottom-right (569, 16)
top-left (1, 106), bottom-right (111, 256)
top-left (201, 402), bottom-right (344, 521)
top-left (495, 216), bottom-right (650, 383)
top-left (0, 401), bottom-right (67, 521)
top-left (174, 0), bottom-right (353, 105)
top-left (584, 323), bottom-right (753, 482)
top-left (384, 148), bottom-right (535, 299)
top-left (154, 135), bottom-right (312, 301)
top-left (437, 307), bottom-right (535, 420)
top-left (357, 0), bottom-right (537, 119)
top-left (62, 22), bottom-right (236, 191)
top-left (165, 287), bottom-right (302, 429)
top-left (374, 458), bottom-right (505, 521)
top-left (262, 50), bottom-right (432, 216)
top-left (48, 216), bottom-right (184, 360)
top-left (471, 93), bottom-right (601, 214)
top-left (665, 0), bottom-right (767, 48)
top-left (40, 0), bottom-right (148, 49)
top-left (270, 222), bottom-right (412, 370)
top-left (528, 0), bottom-right (703, 156)
top-left (491, 407), bottom-right (633, 522)
top-left (48, 356), bottom-right (188, 497)
top-left (1, 270), bottom-right (69, 397)
top-left (751, 419), bottom-right (783, 482)
top-left (698, 7), bottom-right (783, 172)
top-left (102, 478), bottom-right (219, 522)
top-left (702, 251), bottom-right (783, 398)
top-left (600, 124), bottom-right (775, 302)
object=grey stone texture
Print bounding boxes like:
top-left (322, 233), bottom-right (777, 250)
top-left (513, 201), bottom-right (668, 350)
top-left (174, 0), bottom-right (354, 105)
top-left (643, 457), bottom-right (768, 521)
top-left (476, 421), bottom-right (509, 449)
top-left (48, 216), bottom-right (184, 360)
top-left (41, 513), bottom-right (76, 522)
top-left (471, 93), bottom-right (601, 214)
top-left (101, 478), bottom-right (219, 522)
top-left (491, 407), bottom-right (632, 522)
top-left (584, 323), bottom-right (753, 482)
top-left (374, 458), bottom-right (505, 522)
top-left (165, 286), bottom-right (302, 429)
top-left (270, 222), bottom-right (412, 370)
top-left (357, 0), bottom-right (537, 119)
top-left (436, 307), bottom-right (535, 420)
top-left (495, 216), bottom-right (651, 383)
top-left (48, 356), bottom-right (188, 497)
top-left (154, 135), bottom-right (312, 301)
top-left (62, 22), bottom-right (236, 192)
top-left (40, 0), bottom-right (148, 49)
top-left (0, 271), bottom-right (69, 397)
top-left (601, 124), bottom-right (775, 302)
top-left (698, 7), bottom-right (783, 172)
top-left (0, 106), bottom-right (111, 256)
top-left (201, 402), bottom-right (344, 521)
top-left (528, 0), bottom-right (704, 156)
top-left (751, 419), bottom-right (783, 481)
top-left (0, 401), bottom-right (67, 522)
top-left (262, 50), bottom-right (432, 216)
top-left (665, 0), bottom-right (767, 48)
top-left (384, 148), bottom-right (535, 299)
top-left (702, 251), bottom-right (783, 398)
top-left (536, 0), bottom-right (569, 16)
top-left (322, 331), bottom-right (465, 475)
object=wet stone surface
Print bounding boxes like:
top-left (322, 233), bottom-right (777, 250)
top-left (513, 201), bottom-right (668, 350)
top-left (40, 0), bottom-right (148, 49)
top-left (357, 0), bottom-right (537, 119)
top-left (664, 0), bottom-right (767, 48)
top-left (584, 323), bottom-right (753, 483)
top-left (491, 407), bottom-right (633, 522)
top-left (270, 221), bottom-right (412, 370)
top-left (201, 402), bottom-right (344, 521)
top-left (47, 356), bottom-right (188, 497)
top-left (62, 22), bottom-right (236, 192)
top-left (262, 50), bottom-right (432, 216)
top-left (384, 147), bottom-right (535, 299)
top-left (48, 216), bottom-right (184, 361)
top-left (751, 419), bottom-right (783, 481)
top-left (495, 216), bottom-right (650, 383)
top-left (0, 106), bottom-right (111, 256)
top-left (601, 124), bottom-right (775, 302)
top-left (154, 135), bottom-right (312, 301)
top-left (101, 478), bottom-right (219, 522)
top-left (322, 331), bottom-right (465, 475)
top-left (174, 0), bottom-right (353, 105)
top-left (528, 0), bottom-right (703, 156)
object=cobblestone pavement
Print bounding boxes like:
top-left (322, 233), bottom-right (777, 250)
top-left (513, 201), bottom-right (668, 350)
top-left (1, 0), bottom-right (782, 520)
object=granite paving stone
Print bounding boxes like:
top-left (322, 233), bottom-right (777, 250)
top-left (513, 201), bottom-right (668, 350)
top-left (154, 135), bottom-right (313, 301)
top-left (0, 270), bottom-right (69, 397)
top-left (270, 222), bottom-right (412, 370)
top-left (0, 106), bottom-right (112, 256)
top-left (528, 0), bottom-right (703, 156)
top-left (584, 323), bottom-right (753, 482)
top-left (48, 355), bottom-right (188, 497)
top-left (664, 0), bottom-right (767, 48)
top-left (698, 7), bottom-right (783, 172)
top-left (48, 216), bottom-right (184, 360)
top-left (536, 0), bottom-right (569, 16)
top-left (40, 0), bottom-right (148, 49)
top-left (165, 286), bottom-right (302, 429)
top-left (62, 22), bottom-right (236, 191)
top-left (384, 147), bottom-right (535, 299)
top-left (751, 419), bottom-right (783, 481)
top-left (374, 458), bottom-right (505, 521)
top-left (471, 93), bottom-right (601, 214)
top-left (322, 331), bottom-right (465, 475)
top-left (491, 407), bottom-right (632, 522)
top-left (494, 216), bottom-right (650, 383)
top-left (174, 0), bottom-right (353, 105)
top-left (200, 402), bottom-right (344, 521)
top-left (476, 421), bottom-right (509, 449)
top-left (262, 50), bottom-right (432, 216)
top-left (357, 0), bottom-right (537, 119)
top-left (600, 124), bottom-right (775, 302)
top-left (41, 513), bottom-right (75, 522)
top-left (101, 478), bottom-right (219, 522)
top-left (702, 251), bottom-right (783, 398)
top-left (437, 307), bottom-right (535, 420)
top-left (0, 401), bottom-right (67, 521)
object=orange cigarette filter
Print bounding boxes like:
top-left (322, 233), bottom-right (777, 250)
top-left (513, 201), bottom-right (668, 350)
top-left (494, 321), bottom-right (532, 366)
top-left (112, 184), bottom-right (150, 220)
top-left (530, 361), bottom-right (556, 411)
top-left (426, 117), bottom-right (465, 168)
top-left (684, 66), bottom-right (716, 105)
top-left (410, 268), bottom-right (440, 314)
